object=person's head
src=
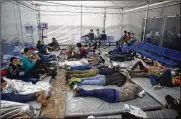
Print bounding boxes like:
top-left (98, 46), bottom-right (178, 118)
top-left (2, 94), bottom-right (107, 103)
top-left (10, 57), bottom-right (19, 65)
top-left (124, 30), bottom-right (127, 34)
top-left (128, 32), bottom-right (130, 36)
top-left (77, 43), bottom-right (82, 48)
top-left (1, 78), bottom-right (7, 89)
top-left (38, 40), bottom-right (41, 44)
top-left (102, 31), bottom-right (105, 34)
top-left (24, 48), bottom-right (31, 56)
top-left (52, 38), bottom-right (56, 42)
top-left (131, 33), bottom-right (134, 37)
top-left (90, 29), bottom-right (93, 32)
top-left (96, 29), bottom-right (99, 33)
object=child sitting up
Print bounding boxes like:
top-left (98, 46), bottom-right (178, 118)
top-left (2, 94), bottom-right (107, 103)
top-left (7, 57), bottom-right (47, 84)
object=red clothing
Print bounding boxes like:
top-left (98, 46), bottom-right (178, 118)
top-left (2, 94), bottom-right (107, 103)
top-left (1, 69), bottom-right (7, 76)
top-left (125, 36), bottom-right (131, 42)
top-left (173, 76), bottom-right (181, 86)
top-left (79, 47), bottom-right (86, 58)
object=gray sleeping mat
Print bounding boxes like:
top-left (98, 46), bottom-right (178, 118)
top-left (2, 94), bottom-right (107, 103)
top-left (94, 109), bottom-right (179, 119)
top-left (64, 85), bottom-right (162, 117)
top-left (131, 77), bottom-right (180, 106)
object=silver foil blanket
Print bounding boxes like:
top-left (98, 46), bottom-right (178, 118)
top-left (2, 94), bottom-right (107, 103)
top-left (1, 100), bottom-right (35, 118)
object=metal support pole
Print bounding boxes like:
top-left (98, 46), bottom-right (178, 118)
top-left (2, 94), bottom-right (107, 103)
top-left (103, 8), bottom-right (106, 31)
top-left (121, 8), bottom-right (123, 36)
top-left (80, 4), bottom-right (82, 42)
top-left (160, 16), bottom-right (166, 46)
top-left (37, 4), bottom-right (42, 43)
top-left (143, 1), bottom-right (149, 41)
top-left (18, 2), bottom-right (25, 49)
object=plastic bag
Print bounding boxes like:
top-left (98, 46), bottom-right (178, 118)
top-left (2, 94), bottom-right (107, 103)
top-left (123, 104), bottom-right (147, 118)
top-left (1, 100), bottom-right (35, 118)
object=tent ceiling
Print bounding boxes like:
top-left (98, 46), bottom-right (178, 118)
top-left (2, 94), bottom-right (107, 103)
top-left (35, 1), bottom-right (164, 9)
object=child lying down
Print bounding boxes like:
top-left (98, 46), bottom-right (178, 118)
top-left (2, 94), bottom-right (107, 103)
top-left (1, 78), bottom-right (52, 107)
top-left (73, 82), bottom-right (144, 103)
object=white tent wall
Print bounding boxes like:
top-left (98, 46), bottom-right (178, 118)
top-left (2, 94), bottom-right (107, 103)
top-left (1, 1), bottom-right (38, 56)
top-left (19, 3), bottom-right (39, 47)
top-left (1, 1), bottom-right (22, 55)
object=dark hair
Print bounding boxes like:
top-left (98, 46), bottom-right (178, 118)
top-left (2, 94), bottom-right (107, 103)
top-left (10, 57), bottom-right (17, 62)
top-left (102, 31), bottom-right (105, 33)
top-left (38, 40), bottom-right (41, 44)
top-left (24, 48), bottom-right (30, 53)
top-left (124, 30), bottom-right (127, 33)
top-left (52, 38), bottom-right (55, 40)
top-left (96, 29), bottom-right (99, 31)
top-left (128, 32), bottom-right (130, 35)
top-left (131, 33), bottom-right (134, 35)
top-left (90, 29), bottom-right (93, 31)
top-left (77, 43), bottom-right (82, 48)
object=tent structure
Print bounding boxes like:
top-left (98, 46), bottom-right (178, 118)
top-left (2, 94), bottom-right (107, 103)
top-left (1, 1), bottom-right (180, 50)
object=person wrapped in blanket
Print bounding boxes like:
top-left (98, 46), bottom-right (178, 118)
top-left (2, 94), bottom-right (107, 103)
top-left (6, 57), bottom-right (47, 84)
top-left (72, 81), bottom-right (142, 103)
top-left (1, 78), bottom-right (50, 107)
top-left (128, 60), bottom-right (181, 89)
top-left (20, 48), bottom-right (57, 78)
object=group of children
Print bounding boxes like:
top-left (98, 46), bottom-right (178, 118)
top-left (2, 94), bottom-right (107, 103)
top-left (84, 29), bottom-right (107, 49)
top-left (1, 42), bottom-right (59, 107)
top-left (116, 30), bottom-right (137, 46)
top-left (60, 41), bottom-right (181, 103)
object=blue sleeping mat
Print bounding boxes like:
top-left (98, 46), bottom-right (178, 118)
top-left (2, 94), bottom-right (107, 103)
top-left (94, 109), bottom-right (179, 119)
top-left (64, 85), bottom-right (162, 117)
top-left (131, 77), bottom-right (180, 106)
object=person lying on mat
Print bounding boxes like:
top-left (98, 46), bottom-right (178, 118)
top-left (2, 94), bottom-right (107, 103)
top-left (69, 67), bottom-right (99, 78)
top-left (128, 60), bottom-right (166, 78)
top-left (6, 57), bottom-right (47, 83)
top-left (73, 82), bottom-right (141, 103)
top-left (1, 78), bottom-right (48, 107)
top-left (69, 65), bottom-right (115, 78)
top-left (69, 72), bottom-right (127, 88)
top-left (21, 48), bottom-right (57, 78)
top-left (128, 60), bottom-right (180, 88)
top-left (149, 69), bottom-right (181, 89)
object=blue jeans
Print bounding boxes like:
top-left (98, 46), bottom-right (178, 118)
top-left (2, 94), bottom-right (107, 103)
top-left (149, 75), bottom-right (160, 86)
top-left (38, 53), bottom-right (56, 61)
top-left (1, 93), bottom-right (37, 103)
top-left (81, 75), bottom-right (105, 85)
top-left (78, 88), bottom-right (120, 103)
top-left (71, 66), bottom-right (92, 70)
top-left (149, 69), bottom-right (172, 87)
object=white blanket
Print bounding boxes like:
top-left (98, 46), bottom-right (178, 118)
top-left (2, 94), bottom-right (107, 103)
top-left (59, 58), bottom-right (89, 67)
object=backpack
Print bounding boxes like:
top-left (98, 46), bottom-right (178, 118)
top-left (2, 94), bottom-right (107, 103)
top-left (165, 95), bottom-right (180, 112)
